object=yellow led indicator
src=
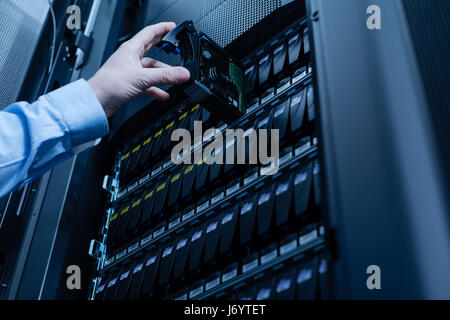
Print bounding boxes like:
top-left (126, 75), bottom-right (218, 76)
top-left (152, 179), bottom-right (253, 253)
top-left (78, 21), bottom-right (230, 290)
top-left (122, 153), bottom-right (130, 161)
top-left (157, 183), bottom-right (167, 192)
top-left (155, 129), bottom-right (163, 138)
top-left (121, 206), bottom-right (130, 215)
top-left (185, 165), bottom-right (194, 174)
top-left (166, 121), bottom-right (175, 130)
top-left (179, 112), bottom-right (187, 120)
top-left (133, 199), bottom-right (141, 208)
top-left (110, 214), bottom-right (118, 222)
top-left (145, 191), bottom-right (154, 200)
top-left (143, 137), bottom-right (152, 146)
top-left (191, 104), bottom-right (200, 112)
top-left (171, 173), bottom-right (181, 183)
top-left (132, 145), bottom-right (141, 153)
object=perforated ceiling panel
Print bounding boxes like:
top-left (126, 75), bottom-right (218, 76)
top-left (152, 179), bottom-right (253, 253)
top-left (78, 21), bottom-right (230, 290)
top-left (197, 0), bottom-right (282, 47)
top-left (146, 0), bottom-right (283, 47)
top-left (0, 0), bottom-right (49, 110)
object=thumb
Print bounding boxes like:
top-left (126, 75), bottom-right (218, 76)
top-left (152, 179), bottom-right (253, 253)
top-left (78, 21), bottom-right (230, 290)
top-left (143, 67), bottom-right (190, 87)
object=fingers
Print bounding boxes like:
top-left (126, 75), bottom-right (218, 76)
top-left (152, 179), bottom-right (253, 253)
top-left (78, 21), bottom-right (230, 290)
top-left (143, 66), bottom-right (191, 86)
top-left (141, 57), bottom-right (170, 69)
top-left (144, 87), bottom-right (171, 101)
top-left (127, 22), bottom-right (176, 57)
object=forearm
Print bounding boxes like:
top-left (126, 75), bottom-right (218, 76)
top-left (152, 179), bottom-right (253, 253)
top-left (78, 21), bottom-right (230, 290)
top-left (0, 79), bottom-right (109, 197)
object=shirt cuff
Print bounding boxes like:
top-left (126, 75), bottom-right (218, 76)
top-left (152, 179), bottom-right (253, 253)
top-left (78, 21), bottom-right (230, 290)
top-left (46, 79), bottom-right (109, 148)
top-left (73, 138), bottom-right (103, 154)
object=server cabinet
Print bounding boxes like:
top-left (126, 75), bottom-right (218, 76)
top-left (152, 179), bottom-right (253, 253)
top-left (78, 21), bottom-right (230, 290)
top-left (2, 0), bottom-right (449, 301)
top-left (309, 0), bottom-right (450, 299)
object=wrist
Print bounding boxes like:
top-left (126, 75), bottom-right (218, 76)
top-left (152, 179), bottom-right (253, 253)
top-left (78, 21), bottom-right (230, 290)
top-left (88, 76), bottom-right (114, 118)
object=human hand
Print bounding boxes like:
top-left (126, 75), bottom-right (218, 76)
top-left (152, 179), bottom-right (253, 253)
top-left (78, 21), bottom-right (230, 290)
top-left (88, 22), bottom-right (191, 118)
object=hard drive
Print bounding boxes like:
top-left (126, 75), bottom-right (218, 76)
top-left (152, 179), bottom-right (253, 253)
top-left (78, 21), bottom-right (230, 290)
top-left (313, 159), bottom-right (321, 205)
top-left (210, 187), bottom-right (225, 206)
top-left (277, 76), bottom-right (291, 94)
top-left (239, 194), bottom-right (258, 245)
top-left (115, 264), bottom-right (135, 300)
top-left (296, 257), bottom-right (318, 300)
top-left (303, 28), bottom-right (310, 56)
top-left (307, 84), bottom-right (315, 121)
top-left (275, 173), bottom-right (294, 226)
top-left (219, 204), bottom-right (239, 254)
top-left (294, 162), bottom-right (313, 216)
top-left (189, 279), bottom-right (206, 299)
top-left (115, 203), bottom-right (131, 242)
top-left (318, 255), bottom-right (329, 299)
top-left (95, 275), bottom-right (110, 300)
top-left (224, 135), bottom-right (237, 174)
top-left (188, 223), bottom-right (206, 271)
top-left (242, 252), bottom-right (259, 273)
top-left (181, 164), bottom-right (197, 200)
top-left (157, 21), bottom-right (247, 123)
top-left (189, 104), bottom-right (201, 132)
top-left (273, 98), bottom-right (290, 140)
top-left (257, 110), bottom-right (273, 131)
top-left (260, 243), bottom-right (278, 265)
top-left (141, 248), bottom-right (162, 295)
top-left (174, 287), bottom-right (189, 300)
top-left (120, 149), bottom-right (131, 180)
top-left (103, 271), bottom-right (120, 300)
top-left (273, 43), bottom-right (287, 76)
top-left (256, 278), bottom-right (276, 300)
top-left (152, 177), bottom-right (170, 216)
top-left (107, 210), bottom-right (119, 247)
top-left (127, 196), bottom-right (143, 235)
top-left (127, 141), bottom-right (143, 175)
top-left (172, 232), bottom-right (193, 279)
top-left (222, 262), bottom-right (238, 283)
top-left (167, 170), bottom-right (183, 208)
top-left (128, 257), bottom-right (147, 300)
top-left (138, 131), bottom-right (154, 169)
top-left (203, 216), bottom-right (222, 263)
top-left (243, 167), bottom-right (259, 186)
top-left (208, 145), bottom-right (223, 183)
top-left (151, 126), bottom-right (164, 158)
top-left (276, 268), bottom-right (297, 300)
top-left (205, 271), bottom-right (221, 291)
top-left (258, 53), bottom-right (273, 85)
top-left (257, 184), bottom-right (276, 236)
top-left (158, 242), bottom-right (176, 287)
top-left (288, 33), bottom-right (302, 65)
top-left (139, 187), bottom-right (156, 226)
top-left (289, 88), bottom-right (307, 133)
top-left (177, 107), bottom-right (190, 130)
top-left (280, 233), bottom-right (298, 255)
top-left (202, 107), bottom-right (211, 123)
top-left (195, 157), bottom-right (209, 192)
top-left (244, 64), bottom-right (258, 94)
top-left (239, 286), bottom-right (257, 300)
top-left (162, 118), bottom-right (177, 151)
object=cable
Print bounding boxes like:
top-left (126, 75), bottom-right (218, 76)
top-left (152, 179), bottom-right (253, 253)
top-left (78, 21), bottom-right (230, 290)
top-left (45, 0), bottom-right (57, 94)
top-left (47, 0), bottom-right (57, 77)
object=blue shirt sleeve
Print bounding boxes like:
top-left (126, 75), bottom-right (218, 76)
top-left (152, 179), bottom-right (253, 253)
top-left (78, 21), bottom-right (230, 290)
top-left (0, 79), bottom-right (109, 198)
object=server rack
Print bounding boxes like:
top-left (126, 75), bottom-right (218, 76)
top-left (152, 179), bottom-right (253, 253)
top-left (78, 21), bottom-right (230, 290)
top-left (90, 2), bottom-right (329, 300)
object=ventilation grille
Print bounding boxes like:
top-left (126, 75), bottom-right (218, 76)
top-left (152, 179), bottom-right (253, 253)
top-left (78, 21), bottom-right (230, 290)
top-left (0, 0), bottom-right (49, 110)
